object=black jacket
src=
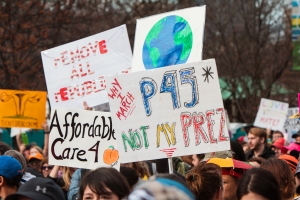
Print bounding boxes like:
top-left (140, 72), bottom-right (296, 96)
top-left (246, 145), bottom-right (275, 161)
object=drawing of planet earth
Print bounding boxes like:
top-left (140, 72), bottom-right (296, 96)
top-left (142, 15), bottom-right (193, 69)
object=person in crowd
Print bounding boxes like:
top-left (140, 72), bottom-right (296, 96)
top-left (271, 137), bottom-right (285, 158)
top-left (41, 157), bottom-right (54, 178)
top-left (230, 140), bottom-right (246, 161)
top-left (247, 157), bottom-right (265, 167)
top-left (48, 165), bottom-right (76, 199)
top-left (120, 166), bottom-right (139, 190)
top-left (129, 174), bottom-right (195, 200)
top-left (279, 154), bottom-right (298, 173)
top-left (191, 154), bottom-right (205, 167)
top-left (185, 162), bottom-right (223, 200)
top-left (292, 131), bottom-right (300, 143)
top-left (281, 142), bottom-right (300, 156)
top-left (0, 141), bottom-right (12, 156)
top-left (172, 157), bottom-right (191, 175)
top-left (246, 127), bottom-right (275, 160)
top-left (0, 155), bottom-right (23, 199)
top-left (121, 162), bottom-right (151, 180)
top-left (289, 150), bottom-right (300, 160)
top-left (222, 168), bottom-right (246, 200)
top-left (68, 168), bottom-right (90, 200)
top-left (27, 152), bottom-right (44, 177)
top-left (4, 150), bottom-right (35, 184)
top-left (236, 168), bottom-right (281, 200)
top-left (5, 177), bottom-right (65, 200)
top-left (272, 130), bottom-right (284, 143)
top-left (182, 155), bottom-right (193, 167)
top-left (261, 158), bottom-right (294, 200)
top-left (29, 145), bottom-right (43, 156)
top-left (79, 167), bottom-right (130, 200)
top-left (295, 161), bottom-right (300, 200)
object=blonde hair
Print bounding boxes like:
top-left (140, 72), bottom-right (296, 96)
top-left (62, 167), bottom-right (72, 191)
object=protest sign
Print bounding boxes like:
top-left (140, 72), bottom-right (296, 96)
top-left (132, 6), bottom-right (206, 72)
top-left (254, 98), bottom-right (289, 131)
top-left (42, 25), bottom-right (132, 109)
top-left (10, 128), bottom-right (30, 138)
top-left (284, 107), bottom-right (300, 142)
top-left (106, 59), bottom-right (230, 163)
top-left (49, 108), bottom-right (119, 170)
top-left (0, 90), bottom-right (47, 129)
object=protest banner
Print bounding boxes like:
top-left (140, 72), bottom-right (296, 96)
top-left (10, 128), bottom-right (30, 138)
top-left (41, 25), bottom-right (132, 109)
top-left (132, 6), bottom-right (206, 72)
top-left (284, 107), bottom-right (300, 142)
top-left (0, 90), bottom-right (47, 129)
top-left (49, 108), bottom-right (119, 170)
top-left (106, 59), bottom-right (230, 163)
top-left (254, 98), bottom-right (289, 131)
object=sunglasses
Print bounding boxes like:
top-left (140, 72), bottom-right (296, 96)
top-left (42, 165), bottom-right (54, 170)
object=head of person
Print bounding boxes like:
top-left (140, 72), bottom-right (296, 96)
top-left (236, 168), bottom-right (281, 200)
top-left (279, 154), bottom-right (298, 173)
top-left (295, 161), bottom-right (300, 195)
top-left (222, 168), bottom-right (245, 200)
top-left (5, 177), bottom-right (65, 200)
top-left (4, 150), bottom-right (27, 174)
top-left (247, 157), bottom-right (265, 167)
top-left (192, 154), bottom-right (205, 167)
top-left (292, 130), bottom-right (300, 143)
top-left (129, 175), bottom-right (195, 200)
top-left (261, 158), bottom-right (294, 200)
top-left (29, 145), bottom-right (43, 155)
top-left (0, 141), bottom-right (12, 155)
top-left (79, 167), bottom-right (130, 200)
top-left (230, 140), bottom-right (246, 161)
top-left (281, 142), bottom-right (300, 155)
top-left (41, 157), bottom-right (53, 178)
top-left (186, 162), bottom-right (223, 200)
top-left (120, 166), bottom-right (139, 189)
top-left (0, 155), bottom-right (23, 199)
top-left (271, 137), bottom-right (285, 158)
top-left (27, 153), bottom-right (44, 172)
top-left (247, 128), bottom-right (267, 151)
top-left (272, 130), bottom-right (284, 142)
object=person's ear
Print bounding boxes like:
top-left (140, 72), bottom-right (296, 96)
top-left (0, 176), bottom-right (4, 186)
top-left (260, 137), bottom-right (265, 144)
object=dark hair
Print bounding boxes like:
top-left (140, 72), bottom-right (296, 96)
top-left (261, 158), bottom-right (294, 199)
top-left (0, 141), bottom-right (12, 155)
top-left (79, 167), bottom-right (130, 200)
top-left (156, 172), bottom-right (187, 186)
top-left (196, 154), bottom-right (205, 161)
top-left (236, 168), bottom-right (281, 200)
top-left (120, 166), bottom-right (139, 188)
top-left (289, 150), bottom-right (299, 160)
top-left (247, 157), bottom-right (265, 165)
top-left (155, 158), bottom-right (169, 173)
top-left (3, 174), bottom-right (22, 188)
top-left (186, 162), bottom-right (222, 200)
top-left (230, 140), bottom-right (246, 161)
top-left (272, 131), bottom-right (284, 138)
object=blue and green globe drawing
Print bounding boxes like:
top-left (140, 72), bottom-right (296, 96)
top-left (142, 15), bottom-right (193, 69)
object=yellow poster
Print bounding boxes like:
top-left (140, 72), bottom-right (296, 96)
top-left (0, 90), bottom-right (47, 129)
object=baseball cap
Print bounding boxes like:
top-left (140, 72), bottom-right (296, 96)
top-left (292, 130), bottom-right (300, 139)
top-left (0, 155), bottom-right (22, 179)
top-left (6, 177), bottom-right (65, 200)
top-left (281, 142), bottom-right (300, 154)
top-left (28, 152), bottom-right (44, 161)
top-left (202, 150), bottom-right (233, 162)
top-left (271, 138), bottom-right (285, 149)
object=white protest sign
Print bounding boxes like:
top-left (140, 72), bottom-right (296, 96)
top-left (284, 107), bottom-right (300, 142)
top-left (106, 59), bottom-right (230, 163)
top-left (42, 25), bottom-right (132, 109)
top-left (254, 98), bottom-right (289, 131)
top-left (132, 6), bottom-right (206, 72)
top-left (10, 128), bottom-right (30, 137)
top-left (49, 108), bottom-right (119, 170)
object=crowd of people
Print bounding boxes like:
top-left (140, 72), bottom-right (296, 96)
top-left (0, 126), bottom-right (300, 200)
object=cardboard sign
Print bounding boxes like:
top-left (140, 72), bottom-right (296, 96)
top-left (49, 108), bottom-right (119, 170)
top-left (10, 128), bottom-right (30, 137)
top-left (106, 59), bottom-right (230, 163)
top-left (254, 98), bottom-right (289, 131)
top-left (284, 107), bottom-right (300, 142)
top-left (132, 6), bottom-right (206, 72)
top-left (42, 25), bottom-right (132, 109)
top-left (0, 90), bottom-right (47, 129)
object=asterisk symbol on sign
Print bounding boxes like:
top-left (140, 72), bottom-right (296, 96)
top-left (202, 66), bottom-right (214, 83)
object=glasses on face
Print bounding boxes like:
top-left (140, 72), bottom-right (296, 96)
top-left (42, 165), bottom-right (54, 170)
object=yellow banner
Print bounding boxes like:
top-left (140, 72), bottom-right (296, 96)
top-left (0, 90), bottom-right (47, 129)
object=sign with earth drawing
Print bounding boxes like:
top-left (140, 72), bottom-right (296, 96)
top-left (49, 108), bottom-right (119, 170)
top-left (0, 90), bottom-right (47, 129)
top-left (106, 59), bottom-right (230, 163)
top-left (132, 6), bottom-right (206, 72)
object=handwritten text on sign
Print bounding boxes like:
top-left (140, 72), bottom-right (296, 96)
top-left (42, 25), bottom-right (132, 109)
top-left (254, 98), bottom-right (289, 131)
top-left (106, 59), bottom-right (230, 163)
top-left (49, 108), bottom-right (119, 170)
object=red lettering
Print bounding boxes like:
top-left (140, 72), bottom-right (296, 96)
top-left (216, 108), bottom-right (228, 142)
top-left (99, 40), bottom-right (108, 54)
top-left (206, 110), bottom-right (217, 144)
top-left (60, 87), bottom-right (69, 101)
top-left (193, 112), bottom-right (208, 145)
top-left (180, 112), bottom-right (192, 147)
